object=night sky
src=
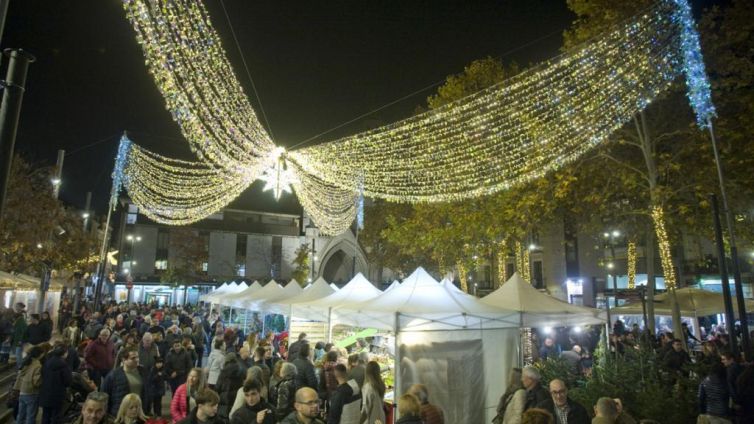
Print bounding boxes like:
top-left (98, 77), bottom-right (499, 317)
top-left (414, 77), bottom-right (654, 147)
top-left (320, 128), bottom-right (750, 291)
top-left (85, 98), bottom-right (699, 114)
top-left (2, 0), bottom-right (576, 214)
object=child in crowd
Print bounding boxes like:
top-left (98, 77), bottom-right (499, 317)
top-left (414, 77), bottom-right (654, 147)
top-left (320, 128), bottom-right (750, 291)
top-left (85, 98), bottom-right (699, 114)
top-left (147, 356), bottom-right (166, 416)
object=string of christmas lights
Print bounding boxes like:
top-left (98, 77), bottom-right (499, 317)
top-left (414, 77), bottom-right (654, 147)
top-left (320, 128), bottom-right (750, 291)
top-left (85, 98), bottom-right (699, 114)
top-left (627, 241), bottom-right (637, 289)
top-left (497, 240), bottom-right (508, 287)
top-left (119, 0), bottom-right (714, 237)
top-left (652, 205), bottom-right (677, 289)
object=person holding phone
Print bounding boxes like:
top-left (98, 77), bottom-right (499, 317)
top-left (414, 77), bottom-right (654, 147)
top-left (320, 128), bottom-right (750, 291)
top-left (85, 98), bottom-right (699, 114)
top-left (230, 379), bottom-right (274, 424)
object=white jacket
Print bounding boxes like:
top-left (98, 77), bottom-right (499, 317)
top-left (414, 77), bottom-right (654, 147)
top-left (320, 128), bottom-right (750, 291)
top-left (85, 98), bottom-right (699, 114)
top-left (206, 348), bottom-right (226, 385)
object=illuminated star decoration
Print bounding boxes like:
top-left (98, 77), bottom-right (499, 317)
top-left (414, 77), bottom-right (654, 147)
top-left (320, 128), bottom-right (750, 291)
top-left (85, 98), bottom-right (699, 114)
top-left (259, 151), bottom-right (299, 200)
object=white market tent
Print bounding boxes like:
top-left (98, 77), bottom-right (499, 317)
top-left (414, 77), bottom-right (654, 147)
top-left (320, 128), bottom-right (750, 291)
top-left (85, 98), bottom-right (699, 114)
top-left (481, 272), bottom-right (606, 327)
top-left (384, 280), bottom-right (401, 292)
top-left (233, 280), bottom-right (283, 309)
top-left (219, 281), bottom-right (262, 307)
top-left (292, 272), bottom-right (383, 325)
top-left (200, 282), bottom-right (229, 302)
top-left (339, 267), bottom-right (520, 331)
top-left (240, 280), bottom-right (304, 311)
top-left (331, 268), bottom-right (520, 424)
top-left (612, 286), bottom-right (754, 317)
top-left (203, 282), bottom-right (247, 303)
top-left (265, 277), bottom-right (336, 316)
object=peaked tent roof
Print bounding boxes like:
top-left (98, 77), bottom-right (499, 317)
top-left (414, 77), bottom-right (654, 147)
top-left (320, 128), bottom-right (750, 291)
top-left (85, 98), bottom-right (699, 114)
top-left (219, 281), bottom-right (262, 306)
top-left (612, 286), bottom-right (754, 317)
top-left (266, 277), bottom-right (336, 315)
top-left (481, 272), bottom-right (605, 326)
top-left (337, 267), bottom-right (520, 331)
top-left (246, 280), bottom-right (305, 311)
top-left (384, 280), bottom-right (401, 292)
top-left (293, 273), bottom-right (383, 323)
top-left (200, 282), bottom-right (229, 301)
top-left (231, 280), bottom-right (283, 309)
top-left (205, 282), bottom-right (247, 303)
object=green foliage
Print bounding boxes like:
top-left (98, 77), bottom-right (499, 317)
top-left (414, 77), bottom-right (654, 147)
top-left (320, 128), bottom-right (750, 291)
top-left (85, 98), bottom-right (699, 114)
top-left (291, 243), bottom-right (310, 285)
top-left (0, 155), bottom-right (99, 276)
top-left (536, 338), bottom-right (700, 423)
top-left (160, 227), bottom-right (207, 286)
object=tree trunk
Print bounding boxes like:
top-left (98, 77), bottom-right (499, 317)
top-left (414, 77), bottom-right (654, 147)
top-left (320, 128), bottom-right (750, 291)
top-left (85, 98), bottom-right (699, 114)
top-left (646, 222), bottom-right (656, 335)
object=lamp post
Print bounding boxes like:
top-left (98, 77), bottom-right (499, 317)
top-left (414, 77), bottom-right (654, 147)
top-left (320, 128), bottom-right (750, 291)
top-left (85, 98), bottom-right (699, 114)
top-left (603, 230), bottom-right (621, 332)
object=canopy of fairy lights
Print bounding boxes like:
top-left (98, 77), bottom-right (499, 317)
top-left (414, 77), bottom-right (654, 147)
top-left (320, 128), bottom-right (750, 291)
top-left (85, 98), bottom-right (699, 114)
top-left (116, 0), bottom-right (714, 236)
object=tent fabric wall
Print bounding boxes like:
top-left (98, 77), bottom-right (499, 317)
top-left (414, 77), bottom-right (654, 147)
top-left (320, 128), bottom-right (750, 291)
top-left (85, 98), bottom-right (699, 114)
top-left (397, 328), bottom-right (519, 424)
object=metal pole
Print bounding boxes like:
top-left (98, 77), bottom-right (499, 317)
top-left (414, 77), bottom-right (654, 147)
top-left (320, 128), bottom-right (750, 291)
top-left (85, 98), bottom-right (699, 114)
top-left (710, 193), bottom-right (738, 355)
top-left (0, 49), bottom-right (35, 226)
top-left (707, 120), bottom-right (751, 360)
top-left (0, 0), bottom-right (9, 48)
top-left (311, 238), bottom-right (316, 280)
top-left (94, 205), bottom-right (114, 308)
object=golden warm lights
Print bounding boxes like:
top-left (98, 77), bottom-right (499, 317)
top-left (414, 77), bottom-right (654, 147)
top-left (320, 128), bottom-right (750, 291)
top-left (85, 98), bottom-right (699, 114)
top-left (120, 0), bottom-right (712, 237)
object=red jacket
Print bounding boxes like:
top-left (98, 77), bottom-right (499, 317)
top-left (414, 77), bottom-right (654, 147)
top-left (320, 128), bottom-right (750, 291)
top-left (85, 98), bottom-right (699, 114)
top-left (84, 338), bottom-right (115, 371)
top-left (170, 382), bottom-right (190, 423)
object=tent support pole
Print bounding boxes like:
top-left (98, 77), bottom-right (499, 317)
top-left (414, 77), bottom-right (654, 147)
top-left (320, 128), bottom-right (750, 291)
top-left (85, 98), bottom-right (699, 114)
top-left (394, 312), bottom-right (400, 424)
top-left (519, 313), bottom-right (524, 367)
top-left (327, 307), bottom-right (333, 342)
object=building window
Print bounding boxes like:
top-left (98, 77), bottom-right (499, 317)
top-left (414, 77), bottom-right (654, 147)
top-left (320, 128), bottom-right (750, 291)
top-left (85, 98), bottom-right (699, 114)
top-left (202, 262), bottom-right (208, 272)
top-left (127, 204), bottom-right (138, 224)
top-left (155, 259), bottom-right (168, 270)
top-left (236, 264), bottom-right (246, 277)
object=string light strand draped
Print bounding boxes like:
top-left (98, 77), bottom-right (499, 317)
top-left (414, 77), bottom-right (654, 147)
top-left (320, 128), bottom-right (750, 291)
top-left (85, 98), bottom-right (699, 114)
top-left (120, 0), bottom-right (714, 236)
top-left (627, 241), bottom-right (637, 289)
top-left (652, 205), bottom-right (677, 290)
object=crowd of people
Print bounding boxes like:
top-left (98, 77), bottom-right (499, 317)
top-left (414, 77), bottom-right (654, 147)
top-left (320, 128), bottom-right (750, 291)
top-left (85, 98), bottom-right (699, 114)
top-left (491, 320), bottom-right (754, 424)
top-left (4, 293), bottom-right (754, 424)
top-left (0, 296), bottom-right (447, 424)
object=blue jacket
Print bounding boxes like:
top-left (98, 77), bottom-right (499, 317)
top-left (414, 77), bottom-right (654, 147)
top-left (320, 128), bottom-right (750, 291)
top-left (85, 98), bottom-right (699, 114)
top-left (101, 365), bottom-right (148, 416)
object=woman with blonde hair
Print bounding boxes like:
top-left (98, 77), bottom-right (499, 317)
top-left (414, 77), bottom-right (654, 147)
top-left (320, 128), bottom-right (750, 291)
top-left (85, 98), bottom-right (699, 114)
top-left (171, 367), bottom-right (205, 423)
top-left (396, 393), bottom-right (423, 424)
top-left (114, 393), bottom-right (148, 424)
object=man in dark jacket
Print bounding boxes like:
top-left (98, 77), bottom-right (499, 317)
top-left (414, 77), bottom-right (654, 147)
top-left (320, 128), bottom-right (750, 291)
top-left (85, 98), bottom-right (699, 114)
top-left (217, 352), bottom-right (245, 419)
top-left (101, 347), bottom-right (148, 416)
top-left (230, 379), bottom-right (274, 424)
top-left (25, 314), bottom-right (48, 345)
top-left (664, 338), bottom-right (691, 376)
top-left (287, 333), bottom-right (307, 361)
top-left (166, 339), bottom-right (194, 393)
top-left (39, 344), bottom-right (73, 424)
top-left (327, 364), bottom-right (361, 424)
top-left (280, 387), bottom-right (325, 424)
top-left (177, 388), bottom-right (227, 424)
top-left (536, 379), bottom-right (589, 424)
top-left (522, 366), bottom-right (549, 411)
top-left (292, 343), bottom-right (318, 390)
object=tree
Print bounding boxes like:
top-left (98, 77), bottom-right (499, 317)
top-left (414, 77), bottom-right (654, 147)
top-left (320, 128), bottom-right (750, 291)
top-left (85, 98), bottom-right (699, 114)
top-left (161, 227), bottom-right (207, 286)
top-left (557, 0), bottom-right (754, 336)
top-left (291, 243), bottom-right (310, 285)
top-left (0, 155), bottom-right (98, 276)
